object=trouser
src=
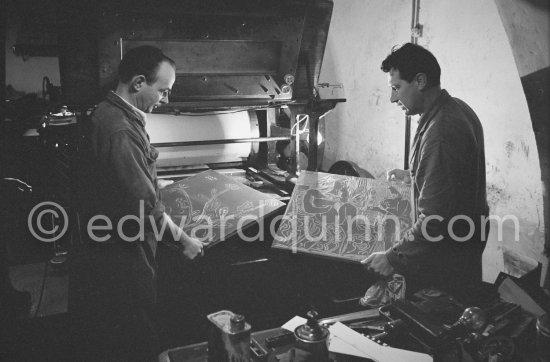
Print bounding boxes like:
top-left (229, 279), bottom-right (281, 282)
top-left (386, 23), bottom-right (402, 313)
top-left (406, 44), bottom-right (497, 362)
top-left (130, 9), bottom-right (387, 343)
top-left (72, 303), bottom-right (161, 362)
top-left (403, 244), bottom-right (485, 300)
top-left (70, 240), bottom-right (161, 362)
top-left (403, 230), bottom-right (488, 303)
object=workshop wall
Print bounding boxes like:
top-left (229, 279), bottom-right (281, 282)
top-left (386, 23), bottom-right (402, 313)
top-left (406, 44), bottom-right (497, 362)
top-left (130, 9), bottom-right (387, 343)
top-left (320, 0), bottom-right (546, 282)
top-left (494, 0), bottom-right (550, 78)
top-left (319, 0), bottom-right (411, 178)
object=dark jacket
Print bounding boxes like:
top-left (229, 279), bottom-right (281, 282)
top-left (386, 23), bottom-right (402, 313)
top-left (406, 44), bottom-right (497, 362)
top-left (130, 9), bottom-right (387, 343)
top-left (78, 91), bottom-right (165, 306)
top-left (386, 90), bottom-right (489, 294)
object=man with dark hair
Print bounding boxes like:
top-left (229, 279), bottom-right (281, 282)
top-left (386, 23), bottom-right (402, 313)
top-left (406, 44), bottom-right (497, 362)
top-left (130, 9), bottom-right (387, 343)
top-left (75, 45), bottom-right (204, 361)
top-left (362, 43), bottom-right (489, 299)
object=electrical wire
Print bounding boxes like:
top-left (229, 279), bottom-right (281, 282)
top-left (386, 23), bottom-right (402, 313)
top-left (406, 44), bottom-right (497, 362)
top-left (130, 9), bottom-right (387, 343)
top-left (32, 261), bottom-right (49, 319)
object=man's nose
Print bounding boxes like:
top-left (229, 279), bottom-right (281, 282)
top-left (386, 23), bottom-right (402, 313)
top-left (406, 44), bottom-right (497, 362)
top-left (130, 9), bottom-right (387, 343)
top-left (160, 95), bottom-right (169, 104)
top-left (390, 92), bottom-right (398, 103)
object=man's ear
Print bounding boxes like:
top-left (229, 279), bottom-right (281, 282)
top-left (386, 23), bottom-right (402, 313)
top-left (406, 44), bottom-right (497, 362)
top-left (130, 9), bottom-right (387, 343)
top-left (130, 75), bottom-right (146, 93)
top-left (415, 73), bottom-right (428, 90)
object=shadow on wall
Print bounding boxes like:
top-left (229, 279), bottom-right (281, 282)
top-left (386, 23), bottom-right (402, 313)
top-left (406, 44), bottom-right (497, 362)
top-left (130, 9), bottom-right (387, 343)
top-left (495, 0), bottom-right (549, 286)
top-left (521, 66), bottom-right (550, 256)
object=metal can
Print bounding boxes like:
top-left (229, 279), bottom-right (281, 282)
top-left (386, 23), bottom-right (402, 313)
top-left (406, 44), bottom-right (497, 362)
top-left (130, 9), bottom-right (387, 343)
top-left (207, 310), bottom-right (251, 362)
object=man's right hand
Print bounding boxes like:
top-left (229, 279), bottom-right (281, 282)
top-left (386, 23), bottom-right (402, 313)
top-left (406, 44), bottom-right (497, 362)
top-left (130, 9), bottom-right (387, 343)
top-left (177, 233), bottom-right (205, 260)
top-left (386, 169), bottom-right (411, 184)
top-left (162, 212), bottom-right (206, 260)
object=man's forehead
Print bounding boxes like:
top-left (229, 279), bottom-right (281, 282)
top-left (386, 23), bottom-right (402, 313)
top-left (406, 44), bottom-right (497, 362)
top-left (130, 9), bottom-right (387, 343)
top-left (387, 69), bottom-right (401, 86)
top-left (155, 61), bottom-right (176, 86)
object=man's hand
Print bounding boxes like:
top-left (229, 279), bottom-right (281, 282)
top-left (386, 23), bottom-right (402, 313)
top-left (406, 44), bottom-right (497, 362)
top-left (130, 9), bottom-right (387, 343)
top-left (177, 232), bottom-right (205, 260)
top-left (361, 251), bottom-right (395, 277)
top-left (161, 212), bottom-right (205, 259)
top-left (157, 179), bottom-right (174, 189)
top-left (386, 169), bottom-right (411, 184)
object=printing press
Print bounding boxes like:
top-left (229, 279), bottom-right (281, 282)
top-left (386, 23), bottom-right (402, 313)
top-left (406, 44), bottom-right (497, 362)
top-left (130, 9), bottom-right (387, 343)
top-left (40, 0), bottom-right (373, 348)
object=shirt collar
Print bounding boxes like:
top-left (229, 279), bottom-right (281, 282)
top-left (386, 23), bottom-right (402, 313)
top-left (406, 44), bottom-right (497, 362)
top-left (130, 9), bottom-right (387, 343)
top-left (106, 91), bottom-right (147, 126)
top-left (416, 89), bottom-right (451, 135)
top-left (409, 89), bottom-right (451, 168)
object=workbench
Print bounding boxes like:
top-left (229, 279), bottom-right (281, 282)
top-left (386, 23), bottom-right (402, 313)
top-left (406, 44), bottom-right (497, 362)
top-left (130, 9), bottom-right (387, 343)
top-left (158, 309), bottom-right (380, 362)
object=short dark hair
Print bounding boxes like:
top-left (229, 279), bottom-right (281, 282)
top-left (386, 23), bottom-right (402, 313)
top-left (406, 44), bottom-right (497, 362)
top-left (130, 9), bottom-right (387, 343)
top-left (381, 43), bottom-right (441, 87)
top-left (118, 45), bottom-right (176, 83)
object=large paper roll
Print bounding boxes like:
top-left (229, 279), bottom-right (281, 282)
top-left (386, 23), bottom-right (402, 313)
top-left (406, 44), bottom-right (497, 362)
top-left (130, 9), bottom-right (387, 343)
top-left (146, 111), bottom-right (256, 168)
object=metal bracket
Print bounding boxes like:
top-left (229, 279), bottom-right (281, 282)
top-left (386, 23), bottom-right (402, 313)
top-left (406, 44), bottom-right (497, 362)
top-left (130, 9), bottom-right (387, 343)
top-left (411, 24), bottom-right (423, 38)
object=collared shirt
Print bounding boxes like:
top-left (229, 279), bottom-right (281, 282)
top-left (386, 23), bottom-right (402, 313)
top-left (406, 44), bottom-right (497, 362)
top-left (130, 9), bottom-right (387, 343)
top-left (112, 91), bottom-right (148, 121)
top-left (386, 90), bottom-right (489, 292)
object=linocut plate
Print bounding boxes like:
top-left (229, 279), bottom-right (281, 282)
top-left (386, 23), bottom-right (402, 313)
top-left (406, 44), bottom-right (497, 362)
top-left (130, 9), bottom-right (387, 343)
top-left (272, 171), bottom-right (412, 262)
top-left (161, 170), bottom-right (285, 247)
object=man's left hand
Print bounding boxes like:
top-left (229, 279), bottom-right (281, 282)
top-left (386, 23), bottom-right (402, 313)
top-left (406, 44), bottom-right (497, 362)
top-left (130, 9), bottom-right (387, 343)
top-left (178, 233), bottom-right (205, 260)
top-left (158, 179), bottom-right (174, 189)
top-left (361, 252), bottom-right (395, 277)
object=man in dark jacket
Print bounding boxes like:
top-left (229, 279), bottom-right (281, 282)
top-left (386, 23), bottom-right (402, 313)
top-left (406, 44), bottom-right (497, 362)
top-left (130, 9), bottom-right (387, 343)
top-left (74, 46), bottom-right (204, 361)
top-left (362, 43), bottom-right (489, 299)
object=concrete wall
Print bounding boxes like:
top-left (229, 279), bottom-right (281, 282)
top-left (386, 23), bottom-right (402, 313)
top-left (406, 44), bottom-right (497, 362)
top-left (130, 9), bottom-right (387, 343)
top-left (494, 0), bottom-right (550, 286)
top-left (495, 0), bottom-right (550, 78)
top-left (320, 0), bottom-right (545, 282)
top-left (320, 0), bottom-right (411, 179)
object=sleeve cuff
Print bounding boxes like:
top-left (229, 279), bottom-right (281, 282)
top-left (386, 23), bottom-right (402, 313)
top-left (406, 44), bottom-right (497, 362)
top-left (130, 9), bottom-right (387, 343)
top-left (385, 244), bottom-right (405, 273)
top-left (151, 201), bottom-right (166, 229)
